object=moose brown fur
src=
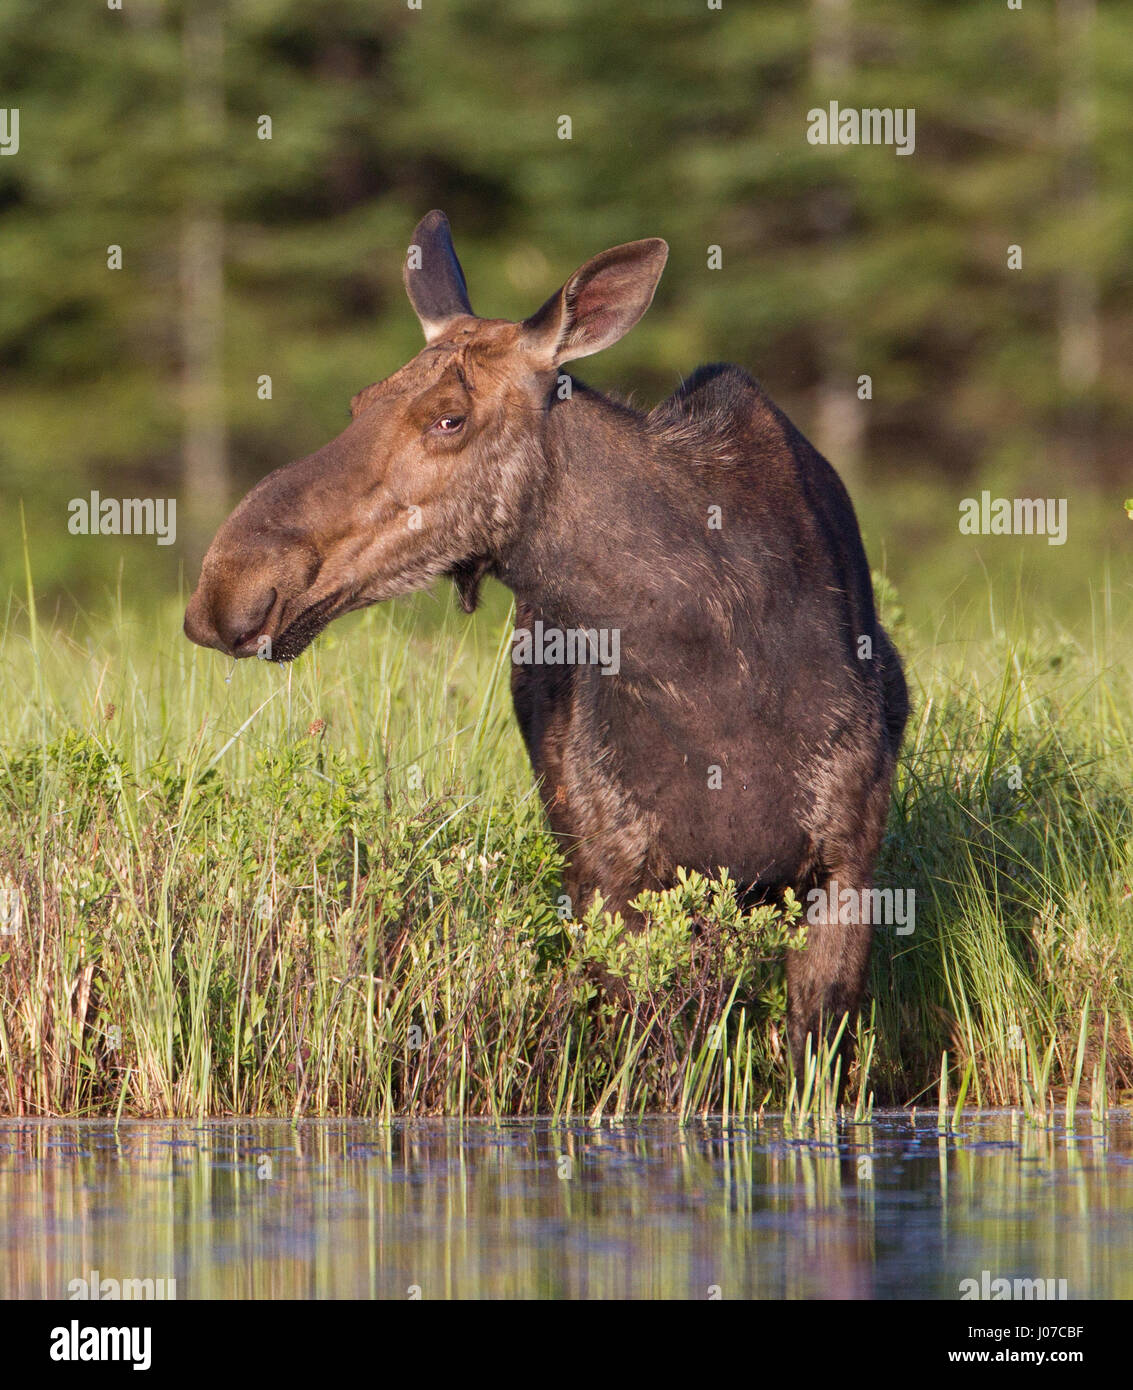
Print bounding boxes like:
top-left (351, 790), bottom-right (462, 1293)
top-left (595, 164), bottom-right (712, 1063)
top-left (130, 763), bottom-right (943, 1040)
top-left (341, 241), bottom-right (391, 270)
top-left (185, 211), bottom-right (908, 1070)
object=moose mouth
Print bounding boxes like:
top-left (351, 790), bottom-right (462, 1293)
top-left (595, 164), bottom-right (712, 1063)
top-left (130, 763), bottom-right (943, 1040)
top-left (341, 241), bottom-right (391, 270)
top-left (268, 590), bottom-right (346, 662)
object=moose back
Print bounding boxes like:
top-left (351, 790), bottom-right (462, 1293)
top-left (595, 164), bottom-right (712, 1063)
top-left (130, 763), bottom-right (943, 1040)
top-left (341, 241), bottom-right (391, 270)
top-left (185, 211), bottom-right (909, 1069)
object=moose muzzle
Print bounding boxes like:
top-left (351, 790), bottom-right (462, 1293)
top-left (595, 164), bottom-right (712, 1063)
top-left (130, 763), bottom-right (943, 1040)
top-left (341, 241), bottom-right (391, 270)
top-left (184, 528), bottom-right (327, 661)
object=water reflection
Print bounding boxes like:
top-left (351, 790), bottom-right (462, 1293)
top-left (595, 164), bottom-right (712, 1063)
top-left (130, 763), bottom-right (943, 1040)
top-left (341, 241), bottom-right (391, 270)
top-left (0, 1113), bottom-right (1129, 1299)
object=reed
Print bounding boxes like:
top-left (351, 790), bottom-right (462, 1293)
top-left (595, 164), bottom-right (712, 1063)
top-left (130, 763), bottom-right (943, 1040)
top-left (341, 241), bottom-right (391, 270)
top-left (0, 574), bottom-right (1130, 1117)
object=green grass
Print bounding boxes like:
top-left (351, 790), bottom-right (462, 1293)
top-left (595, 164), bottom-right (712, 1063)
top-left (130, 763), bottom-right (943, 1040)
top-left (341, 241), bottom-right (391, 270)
top-left (0, 568), bottom-right (1131, 1118)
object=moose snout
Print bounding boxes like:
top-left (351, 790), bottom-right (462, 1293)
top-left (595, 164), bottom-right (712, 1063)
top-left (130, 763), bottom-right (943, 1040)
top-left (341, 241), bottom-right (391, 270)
top-left (184, 582), bottom-right (278, 657)
top-left (184, 528), bottom-right (325, 659)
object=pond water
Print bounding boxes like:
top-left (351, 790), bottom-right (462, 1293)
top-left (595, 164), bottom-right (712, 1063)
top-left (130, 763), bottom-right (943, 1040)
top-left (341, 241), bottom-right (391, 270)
top-left (1, 1112), bottom-right (1130, 1300)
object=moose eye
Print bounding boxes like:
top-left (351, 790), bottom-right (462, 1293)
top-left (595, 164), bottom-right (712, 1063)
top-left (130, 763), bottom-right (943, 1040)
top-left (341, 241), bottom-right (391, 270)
top-left (429, 414), bottom-right (465, 434)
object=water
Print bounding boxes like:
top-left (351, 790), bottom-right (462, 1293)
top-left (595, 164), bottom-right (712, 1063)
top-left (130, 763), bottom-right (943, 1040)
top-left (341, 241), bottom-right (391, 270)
top-left (1, 1112), bottom-right (1130, 1299)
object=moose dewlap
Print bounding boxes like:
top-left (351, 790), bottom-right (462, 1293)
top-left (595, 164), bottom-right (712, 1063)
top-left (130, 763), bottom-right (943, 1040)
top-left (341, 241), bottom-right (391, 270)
top-left (185, 210), bottom-right (908, 1071)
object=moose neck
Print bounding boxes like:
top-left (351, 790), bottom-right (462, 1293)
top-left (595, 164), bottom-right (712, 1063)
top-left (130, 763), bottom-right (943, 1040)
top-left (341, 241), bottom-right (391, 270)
top-left (495, 381), bottom-right (682, 640)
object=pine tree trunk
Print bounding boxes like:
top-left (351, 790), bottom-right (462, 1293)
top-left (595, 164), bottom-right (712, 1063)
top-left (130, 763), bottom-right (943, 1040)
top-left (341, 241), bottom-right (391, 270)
top-left (810, 0), bottom-right (864, 486)
top-left (180, 2), bottom-right (227, 559)
top-left (1056, 0), bottom-right (1099, 474)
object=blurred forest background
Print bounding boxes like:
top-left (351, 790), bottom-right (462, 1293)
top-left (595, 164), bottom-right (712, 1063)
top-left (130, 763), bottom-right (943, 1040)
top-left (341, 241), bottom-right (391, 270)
top-left (0, 0), bottom-right (1129, 630)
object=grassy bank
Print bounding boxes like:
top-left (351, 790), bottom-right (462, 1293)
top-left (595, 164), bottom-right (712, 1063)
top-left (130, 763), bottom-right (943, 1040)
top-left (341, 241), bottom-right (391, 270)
top-left (0, 573), bottom-right (1131, 1118)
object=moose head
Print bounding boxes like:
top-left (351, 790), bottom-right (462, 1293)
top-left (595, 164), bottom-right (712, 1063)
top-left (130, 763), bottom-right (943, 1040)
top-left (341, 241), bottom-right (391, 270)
top-left (184, 211), bottom-right (668, 661)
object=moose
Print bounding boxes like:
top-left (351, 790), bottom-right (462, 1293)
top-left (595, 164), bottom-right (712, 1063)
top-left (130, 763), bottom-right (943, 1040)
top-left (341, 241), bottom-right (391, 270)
top-left (185, 211), bottom-right (908, 1072)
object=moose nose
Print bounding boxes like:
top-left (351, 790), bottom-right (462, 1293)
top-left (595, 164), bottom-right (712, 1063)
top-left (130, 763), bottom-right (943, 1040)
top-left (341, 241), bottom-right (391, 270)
top-left (184, 585), bottom-right (277, 657)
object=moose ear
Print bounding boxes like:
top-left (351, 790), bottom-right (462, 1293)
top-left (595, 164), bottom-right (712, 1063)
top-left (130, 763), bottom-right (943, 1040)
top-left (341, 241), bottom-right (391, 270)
top-left (522, 238), bottom-right (668, 368)
top-left (403, 210), bottom-right (474, 344)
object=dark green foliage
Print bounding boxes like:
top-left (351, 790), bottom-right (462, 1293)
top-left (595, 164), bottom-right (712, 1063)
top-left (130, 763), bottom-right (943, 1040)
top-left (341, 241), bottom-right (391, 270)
top-left (1, 1), bottom-right (1130, 609)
